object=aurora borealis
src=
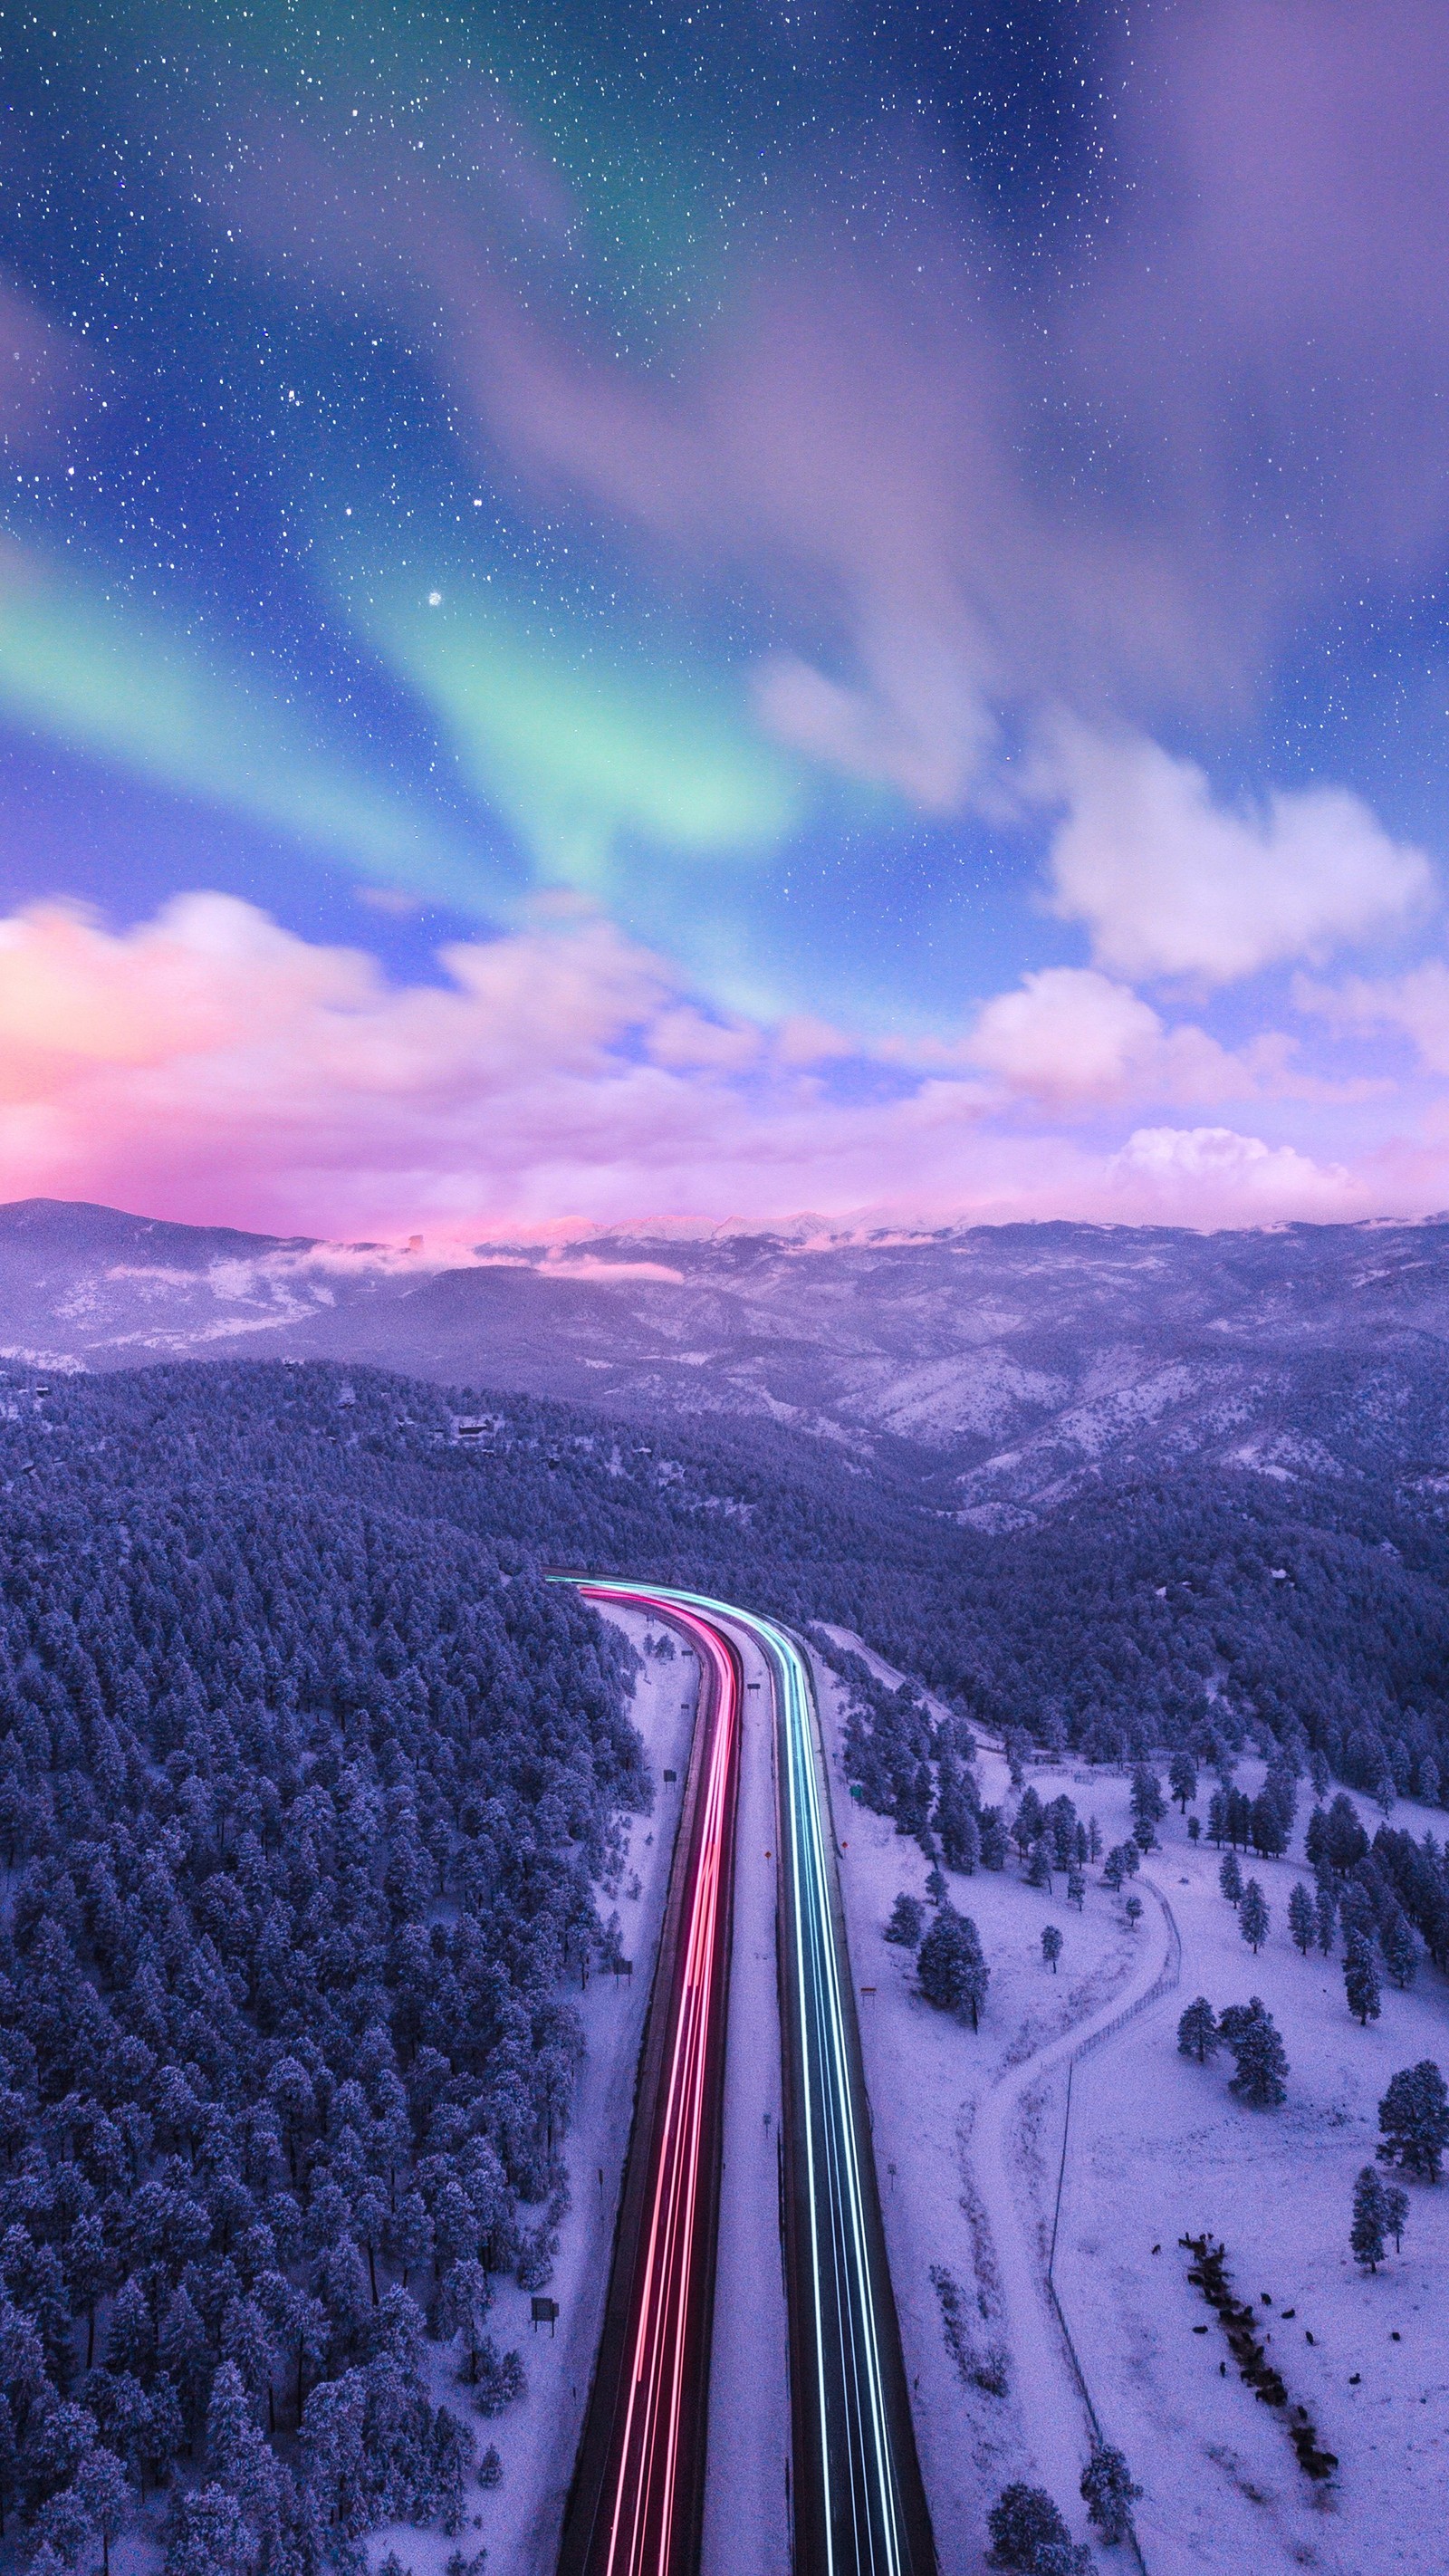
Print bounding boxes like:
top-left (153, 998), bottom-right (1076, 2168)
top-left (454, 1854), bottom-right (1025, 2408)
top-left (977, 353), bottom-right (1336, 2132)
top-left (5, 3), bottom-right (1449, 1236)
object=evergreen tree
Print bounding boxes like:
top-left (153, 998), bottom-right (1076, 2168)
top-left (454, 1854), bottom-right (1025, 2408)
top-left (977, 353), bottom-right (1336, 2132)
top-left (1382, 2182), bottom-right (1409, 2252)
top-left (1206, 1788), bottom-right (1227, 1845)
top-left (1248, 1791), bottom-right (1287, 1858)
top-left (1324, 1793), bottom-right (1368, 1870)
top-left (1066, 1865), bottom-right (1085, 1910)
top-left (1013, 1787), bottom-right (1045, 1859)
top-left (917, 1909), bottom-right (990, 2029)
top-left (987, 2484), bottom-right (1071, 2569)
top-left (1351, 2166), bottom-right (1387, 2271)
top-left (1316, 1880), bottom-right (1338, 1956)
top-left (1169, 1750), bottom-right (1197, 1812)
top-left (1225, 2001), bottom-right (1289, 2106)
top-left (73, 2453), bottom-right (128, 2576)
top-left (1087, 1817), bottom-right (1102, 1862)
top-left (1177, 1997), bottom-right (1220, 2062)
top-left (1379, 1906), bottom-right (1418, 1989)
top-left (1219, 1850), bottom-right (1243, 1906)
top-left (1129, 1766), bottom-right (1166, 1849)
top-left (1026, 1841), bottom-right (1052, 1891)
top-left (1125, 1894), bottom-right (1143, 1928)
top-left (1377, 2060), bottom-right (1449, 2181)
top-left (1238, 1879), bottom-right (1270, 1954)
top-left (884, 1893), bottom-right (925, 1948)
top-left (1041, 1926), bottom-right (1063, 1974)
top-left (933, 1757), bottom-right (980, 1875)
top-left (978, 1811), bottom-right (1010, 1871)
top-left (1288, 1882), bottom-right (1315, 1957)
top-left (1080, 2442), bottom-right (1142, 2544)
top-left (1344, 1931), bottom-right (1383, 2025)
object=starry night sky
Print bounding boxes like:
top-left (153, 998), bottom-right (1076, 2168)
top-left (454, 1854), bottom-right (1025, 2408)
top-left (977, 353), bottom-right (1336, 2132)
top-left (3, 2), bottom-right (1449, 1237)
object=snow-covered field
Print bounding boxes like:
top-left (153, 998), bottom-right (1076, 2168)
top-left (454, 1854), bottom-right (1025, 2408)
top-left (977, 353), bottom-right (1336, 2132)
top-left (366, 1607), bottom-right (697, 2576)
top-left (813, 1631), bottom-right (1449, 2576)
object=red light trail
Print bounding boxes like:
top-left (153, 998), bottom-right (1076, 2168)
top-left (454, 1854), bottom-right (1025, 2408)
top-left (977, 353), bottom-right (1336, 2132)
top-left (557, 1591), bottom-right (742, 2576)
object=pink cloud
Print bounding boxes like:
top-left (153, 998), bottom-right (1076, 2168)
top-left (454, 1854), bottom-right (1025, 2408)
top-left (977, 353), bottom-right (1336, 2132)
top-left (0, 890), bottom-right (1441, 1240)
top-left (965, 966), bottom-right (1264, 1109)
top-left (1107, 1126), bottom-right (1358, 1222)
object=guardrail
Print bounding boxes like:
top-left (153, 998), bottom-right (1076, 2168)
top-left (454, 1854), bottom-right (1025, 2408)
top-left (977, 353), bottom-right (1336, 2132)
top-left (1042, 1882), bottom-right (1183, 2576)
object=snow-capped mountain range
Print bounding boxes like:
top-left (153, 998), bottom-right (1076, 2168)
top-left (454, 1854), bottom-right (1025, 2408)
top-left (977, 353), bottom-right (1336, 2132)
top-left (4, 1197), bottom-right (1448, 1524)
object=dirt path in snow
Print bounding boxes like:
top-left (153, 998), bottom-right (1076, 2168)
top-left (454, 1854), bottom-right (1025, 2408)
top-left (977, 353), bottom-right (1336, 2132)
top-left (967, 1874), bottom-right (1179, 2552)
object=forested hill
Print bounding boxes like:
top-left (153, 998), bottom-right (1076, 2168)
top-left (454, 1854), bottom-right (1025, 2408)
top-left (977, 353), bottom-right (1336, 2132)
top-left (0, 1360), bottom-right (1447, 2565)
top-left (5, 1359), bottom-right (1449, 1792)
top-left (0, 1362), bottom-right (660, 2571)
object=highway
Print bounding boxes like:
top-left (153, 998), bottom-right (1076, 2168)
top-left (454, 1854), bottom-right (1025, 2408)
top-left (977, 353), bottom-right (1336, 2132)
top-left (556, 1591), bottom-right (742, 2576)
top-left (558, 1579), bottom-right (935, 2576)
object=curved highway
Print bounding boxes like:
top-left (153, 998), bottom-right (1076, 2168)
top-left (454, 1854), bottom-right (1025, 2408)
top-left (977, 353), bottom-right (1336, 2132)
top-left (559, 1579), bottom-right (935, 2576)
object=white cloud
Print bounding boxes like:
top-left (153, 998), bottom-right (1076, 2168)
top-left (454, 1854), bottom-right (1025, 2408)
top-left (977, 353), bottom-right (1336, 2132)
top-left (1108, 1124), bottom-right (1354, 1216)
top-left (1045, 728), bottom-right (1432, 983)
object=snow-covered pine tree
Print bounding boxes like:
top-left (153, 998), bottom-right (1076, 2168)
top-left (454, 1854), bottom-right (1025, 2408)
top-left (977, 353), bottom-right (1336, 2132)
top-left (987, 2484), bottom-right (1071, 2568)
top-left (1238, 1879), bottom-right (1270, 1954)
top-left (1130, 1765), bottom-right (1166, 1849)
top-left (918, 1909), bottom-right (990, 2029)
top-left (1344, 1931), bottom-right (1383, 2026)
top-left (884, 1892), bottom-right (925, 1947)
top-left (1288, 1882), bottom-right (1315, 1956)
top-left (1226, 2002), bottom-right (1289, 2106)
top-left (1351, 2166), bottom-right (1387, 2271)
top-left (1177, 1996), bottom-right (1220, 2062)
top-left (1377, 2060), bottom-right (1449, 2180)
top-left (978, 1810), bottom-right (1010, 1871)
top-left (1379, 1906), bottom-right (1418, 1989)
top-left (1169, 1750), bottom-right (1198, 1812)
top-left (1041, 1926), bottom-right (1063, 1973)
top-left (1315, 1880), bottom-right (1338, 1956)
top-left (1382, 2182), bottom-right (1409, 2252)
top-left (1219, 1850), bottom-right (1243, 1905)
top-left (1080, 2442), bottom-right (1143, 2544)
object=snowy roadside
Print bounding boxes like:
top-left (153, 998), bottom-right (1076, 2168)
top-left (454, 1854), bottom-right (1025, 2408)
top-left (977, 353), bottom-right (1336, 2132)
top-left (366, 1604), bottom-right (698, 2576)
top-left (814, 1630), bottom-right (1449, 2576)
top-left (809, 1631), bottom-right (1146, 2569)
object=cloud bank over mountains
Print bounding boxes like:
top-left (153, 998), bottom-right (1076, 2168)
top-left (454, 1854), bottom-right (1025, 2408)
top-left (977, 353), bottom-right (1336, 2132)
top-left (0, 884), bottom-right (1435, 1240)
